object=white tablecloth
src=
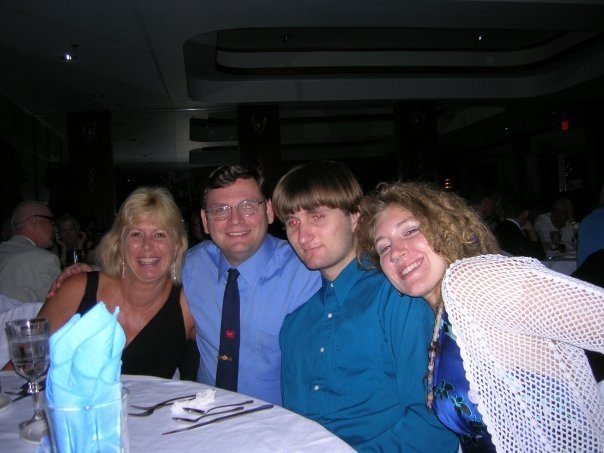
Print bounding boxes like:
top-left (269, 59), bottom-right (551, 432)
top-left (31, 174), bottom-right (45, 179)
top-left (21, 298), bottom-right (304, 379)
top-left (0, 372), bottom-right (354, 452)
top-left (541, 256), bottom-right (577, 276)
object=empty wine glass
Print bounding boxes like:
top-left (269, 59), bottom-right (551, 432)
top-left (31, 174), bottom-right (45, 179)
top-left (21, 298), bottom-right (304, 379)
top-left (5, 317), bottom-right (50, 443)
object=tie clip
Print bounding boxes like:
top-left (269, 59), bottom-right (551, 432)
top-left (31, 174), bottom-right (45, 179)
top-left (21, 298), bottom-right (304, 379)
top-left (217, 354), bottom-right (233, 362)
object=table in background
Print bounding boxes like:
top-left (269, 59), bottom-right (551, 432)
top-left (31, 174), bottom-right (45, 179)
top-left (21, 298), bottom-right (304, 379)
top-left (541, 252), bottom-right (577, 276)
top-left (0, 372), bottom-right (354, 452)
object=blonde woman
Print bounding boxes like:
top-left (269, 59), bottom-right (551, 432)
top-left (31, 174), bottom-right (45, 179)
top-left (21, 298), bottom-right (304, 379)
top-left (40, 187), bottom-right (196, 378)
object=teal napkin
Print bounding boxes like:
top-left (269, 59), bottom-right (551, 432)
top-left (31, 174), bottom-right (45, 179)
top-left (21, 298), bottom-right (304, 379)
top-left (45, 302), bottom-right (126, 453)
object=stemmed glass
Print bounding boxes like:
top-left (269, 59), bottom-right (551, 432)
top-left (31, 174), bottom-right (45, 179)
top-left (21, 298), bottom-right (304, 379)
top-left (5, 318), bottom-right (50, 443)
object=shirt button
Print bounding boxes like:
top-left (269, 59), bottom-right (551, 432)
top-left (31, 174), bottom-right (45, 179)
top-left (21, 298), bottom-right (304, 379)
top-left (330, 283), bottom-right (334, 288)
top-left (327, 313), bottom-right (333, 319)
top-left (319, 347), bottom-right (325, 353)
top-left (313, 385), bottom-right (320, 391)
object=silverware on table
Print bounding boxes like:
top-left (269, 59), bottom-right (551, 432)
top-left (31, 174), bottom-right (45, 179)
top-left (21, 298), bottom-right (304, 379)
top-left (162, 404), bottom-right (275, 435)
top-left (11, 393), bottom-right (30, 403)
top-left (172, 405), bottom-right (245, 423)
top-left (5, 379), bottom-right (46, 397)
top-left (181, 399), bottom-right (254, 416)
top-left (129, 394), bottom-right (197, 417)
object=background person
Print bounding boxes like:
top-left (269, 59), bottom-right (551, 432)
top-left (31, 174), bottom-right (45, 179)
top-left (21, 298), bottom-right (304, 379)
top-left (494, 191), bottom-right (545, 259)
top-left (56, 213), bottom-right (91, 267)
top-left (358, 181), bottom-right (604, 452)
top-left (39, 187), bottom-right (197, 379)
top-left (273, 162), bottom-right (458, 452)
top-left (534, 196), bottom-right (577, 254)
top-left (0, 201), bottom-right (61, 303)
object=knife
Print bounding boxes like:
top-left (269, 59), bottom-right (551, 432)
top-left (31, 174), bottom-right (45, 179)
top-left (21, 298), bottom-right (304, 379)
top-left (162, 403), bottom-right (274, 435)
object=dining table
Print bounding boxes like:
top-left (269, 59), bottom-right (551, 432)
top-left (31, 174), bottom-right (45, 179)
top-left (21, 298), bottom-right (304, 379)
top-left (541, 251), bottom-right (578, 276)
top-left (0, 371), bottom-right (354, 452)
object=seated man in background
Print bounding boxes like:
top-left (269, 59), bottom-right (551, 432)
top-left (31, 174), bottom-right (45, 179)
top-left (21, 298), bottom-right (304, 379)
top-left (272, 161), bottom-right (458, 451)
top-left (494, 192), bottom-right (545, 260)
top-left (0, 201), bottom-right (60, 303)
top-left (534, 196), bottom-right (577, 254)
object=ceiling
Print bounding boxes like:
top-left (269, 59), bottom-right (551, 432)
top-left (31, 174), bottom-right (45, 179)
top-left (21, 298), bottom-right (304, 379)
top-left (1, 0), bottom-right (604, 170)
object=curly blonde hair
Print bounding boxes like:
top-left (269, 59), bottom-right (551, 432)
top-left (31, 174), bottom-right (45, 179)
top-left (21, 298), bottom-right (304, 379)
top-left (94, 187), bottom-right (188, 283)
top-left (357, 181), bottom-right (499, 270)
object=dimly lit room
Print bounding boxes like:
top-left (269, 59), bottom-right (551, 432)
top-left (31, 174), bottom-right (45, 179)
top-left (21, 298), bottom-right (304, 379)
top-left (1, 1), bottom-right (603, 451)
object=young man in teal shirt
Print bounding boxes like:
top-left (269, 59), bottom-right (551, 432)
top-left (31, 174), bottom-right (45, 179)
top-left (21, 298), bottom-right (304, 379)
top-left (272, 161), bottom-right (458, 451)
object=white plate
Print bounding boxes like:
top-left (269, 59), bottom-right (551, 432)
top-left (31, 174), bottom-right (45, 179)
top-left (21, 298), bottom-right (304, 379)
top-left (0, 393), bottom-right (11, 412)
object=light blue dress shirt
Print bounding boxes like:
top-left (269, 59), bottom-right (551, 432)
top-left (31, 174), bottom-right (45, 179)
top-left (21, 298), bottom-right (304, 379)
top-left (183, 234), bottom-right (321, 405)
top-left (280, 259), bottom-right (458, 452)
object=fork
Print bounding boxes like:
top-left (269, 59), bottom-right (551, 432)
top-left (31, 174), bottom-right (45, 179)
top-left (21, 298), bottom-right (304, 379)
top-left (181, 399), bottom-right (254, 416)
top-left (172, 405), bottom-right (245, 423)
top-left (129, 394), bottom-right (197, 416)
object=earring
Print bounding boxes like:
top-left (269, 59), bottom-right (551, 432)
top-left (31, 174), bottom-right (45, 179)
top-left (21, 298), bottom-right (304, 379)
top-left (171, 262), bottom-right (177, 282)
top-left (121, 257), bottom-right (126, 279)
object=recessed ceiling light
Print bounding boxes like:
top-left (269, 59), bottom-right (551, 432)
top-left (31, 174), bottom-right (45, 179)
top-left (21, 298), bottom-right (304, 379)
top-left (61, 53), bottom-right (74, 61)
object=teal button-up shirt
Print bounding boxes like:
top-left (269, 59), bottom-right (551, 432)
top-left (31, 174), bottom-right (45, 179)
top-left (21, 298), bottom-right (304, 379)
top-left (280, 259), bottom-right (458, 452)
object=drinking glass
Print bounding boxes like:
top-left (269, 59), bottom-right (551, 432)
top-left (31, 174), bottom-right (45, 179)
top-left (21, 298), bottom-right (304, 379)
top-left (5, 318), bottom-right (50, 443)
top-left (67, 248), bottom-right (85, 265)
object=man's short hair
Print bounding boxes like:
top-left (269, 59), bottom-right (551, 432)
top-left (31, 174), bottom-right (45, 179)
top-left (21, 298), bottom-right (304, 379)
top-left (272, 161), bottom-right (363, 222)
top-left (201, 165), bottom-right (267, 208)
top-left (501, 191), bottom-right (530, 219)
top-left (10, 201), bottom-right (50, 233)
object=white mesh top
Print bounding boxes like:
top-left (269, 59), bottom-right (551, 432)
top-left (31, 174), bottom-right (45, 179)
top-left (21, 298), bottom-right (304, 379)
top-left (442, 254), bottom-right (604, 452)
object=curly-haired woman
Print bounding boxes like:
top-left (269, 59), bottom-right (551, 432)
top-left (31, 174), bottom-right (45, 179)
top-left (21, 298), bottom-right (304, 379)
top-left (357, 181), bottom-right (604, 452)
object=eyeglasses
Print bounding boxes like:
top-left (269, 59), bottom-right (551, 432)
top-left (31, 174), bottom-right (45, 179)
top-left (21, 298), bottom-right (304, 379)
top-left (30, 214), bottom-right (55, 225)
top-left (205, 200), bottom-right (265, 221)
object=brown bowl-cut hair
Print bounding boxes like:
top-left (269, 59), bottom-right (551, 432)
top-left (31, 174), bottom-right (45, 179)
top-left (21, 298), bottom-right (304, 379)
top-left (273, 161), bottom-right (363, 222)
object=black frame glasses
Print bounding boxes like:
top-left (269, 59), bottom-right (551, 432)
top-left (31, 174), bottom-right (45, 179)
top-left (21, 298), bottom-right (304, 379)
top-left (205, 200), bottom-right (266, 221)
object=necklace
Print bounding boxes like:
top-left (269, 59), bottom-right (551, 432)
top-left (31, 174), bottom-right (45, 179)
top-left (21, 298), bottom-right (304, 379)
top-left (425, 302), bottom-right (444, 409)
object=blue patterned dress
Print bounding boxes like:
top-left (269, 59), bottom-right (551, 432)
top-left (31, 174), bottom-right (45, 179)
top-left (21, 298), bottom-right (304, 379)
top-left (432, 312), bottom-right (496, 452)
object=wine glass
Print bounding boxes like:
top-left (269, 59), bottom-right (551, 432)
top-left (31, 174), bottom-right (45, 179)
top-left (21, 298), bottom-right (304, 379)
top-left (5, 317), bottom-right (50, 443)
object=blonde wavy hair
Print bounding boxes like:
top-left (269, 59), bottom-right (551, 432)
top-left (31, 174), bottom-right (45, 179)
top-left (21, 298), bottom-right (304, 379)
top-left (94, 187), bottom-right (188, 283)
top-left (357, 181), bottom-right (499, 269)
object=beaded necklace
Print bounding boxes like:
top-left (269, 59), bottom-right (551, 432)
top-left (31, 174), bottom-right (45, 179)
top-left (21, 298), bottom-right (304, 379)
top-left (425, 301), bottom-right (444, 409)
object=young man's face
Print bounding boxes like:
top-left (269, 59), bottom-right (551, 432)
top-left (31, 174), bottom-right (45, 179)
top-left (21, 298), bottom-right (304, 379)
top-left (283, 206), bottom-right (359, 281)
top-left (201, 178), bottom-right (274, 266)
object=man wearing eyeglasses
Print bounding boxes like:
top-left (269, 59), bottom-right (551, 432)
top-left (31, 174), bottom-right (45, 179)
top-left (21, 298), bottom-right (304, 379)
top-left (183, 165), bottom-right (321, 405)
top-left (0, 201), bottom-right (61, 303)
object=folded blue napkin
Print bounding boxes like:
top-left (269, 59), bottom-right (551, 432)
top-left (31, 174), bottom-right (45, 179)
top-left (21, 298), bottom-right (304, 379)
top-left (45, 302), bottom-right (126, 453)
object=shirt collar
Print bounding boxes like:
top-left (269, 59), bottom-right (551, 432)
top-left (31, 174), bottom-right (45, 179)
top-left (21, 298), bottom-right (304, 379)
top-left (505, 218), bottom-right (521, 229)
top-left (321, 258), bottom-right (363, 305)
top-left (217, 234), bottom-right (274, 286)
top-left (13, 235), bottom-right (36, 247)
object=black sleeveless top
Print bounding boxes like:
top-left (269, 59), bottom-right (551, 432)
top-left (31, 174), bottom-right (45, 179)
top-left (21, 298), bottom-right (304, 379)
top-left (77, 272), bottom-right (188, 379)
